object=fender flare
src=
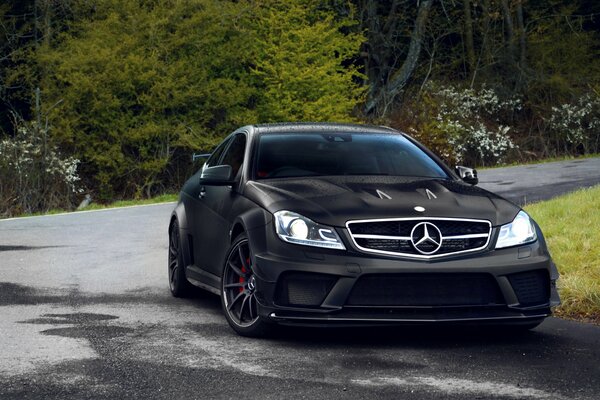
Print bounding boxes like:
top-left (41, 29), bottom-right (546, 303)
top-left (230, 208), bottom-right (272, 259)
top-left (169, 200), bottom-right (188, 232)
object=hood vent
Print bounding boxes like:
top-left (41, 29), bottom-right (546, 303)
top-left (416, 188), bottom-right (438, 200)
top-left (375, 189), bottom-right (392, 200)
top-left (425, 188), bottom-right (437, 199)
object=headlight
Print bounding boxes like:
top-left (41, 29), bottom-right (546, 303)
top-left (495, 211), bottom-right (537, 249)
top-left (274, 211), bottom-right (346, 250)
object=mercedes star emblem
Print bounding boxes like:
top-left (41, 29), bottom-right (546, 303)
top-left (410, 222), bottom-right (443, 255)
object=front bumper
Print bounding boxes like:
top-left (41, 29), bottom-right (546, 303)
top-left (248, 223), bottom-right (560, 326)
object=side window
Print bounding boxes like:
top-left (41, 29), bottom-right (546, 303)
top-left (220, 133), bottom-right (247, 178)
top-left (204, 138), bottom-right (231, 169)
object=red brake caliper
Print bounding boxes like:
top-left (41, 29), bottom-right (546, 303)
top-left (238, 258), bottom-right (250, 293)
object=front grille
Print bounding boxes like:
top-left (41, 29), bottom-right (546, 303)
top-left (347, 218), bottom-right (491, 258)
top-left (508, 270), bottom-right (550, 306)
top-left (346, 273), bottom-right (505, 307)
top-left (274, 272), bottom-right (338, 307)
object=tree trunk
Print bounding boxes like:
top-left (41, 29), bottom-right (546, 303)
top-left (515, 0), bottom-right (527, 69)
top-left (365, 0), bottom-right (433, 116)
top-left (500, 0), bottom-right (517, 65)
top-left (480, 0), bottom-right (493, 66)
top-left (43, 0), bottom-right (52, 48)
top-left (463, 0), bottom-right (476, 77)
top-left (361, 0), bottom-right (380, 106)
top-left (34, 0), bottom-right (52, 47)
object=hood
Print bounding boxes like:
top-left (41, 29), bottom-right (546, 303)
top-left (244, 176), bottom-right (520, 227)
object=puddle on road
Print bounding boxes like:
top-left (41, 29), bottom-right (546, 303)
top-left (19, 312), bottom-right (131, 340)
top-left (21, 313), bottom-right (120, 325)
top-left (0, 245), bottom-right (67, 252)
top-left (41, 326), bottom-right (134, 340)
top-left (0, 282), bottom-right (64, 305)
top-left (0, 281), bottom-right (221, 309)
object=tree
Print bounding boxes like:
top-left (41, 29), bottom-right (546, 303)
top-left (463, 0), bottom-right (476, 77)
top-left (36, 0), bottom-right (365, 200)
top-left (360, 0), bottom-right (434, 117)
top-left (38, 0), bottom-right (258, 199)
top-left (249, 0), bottom-right (365, 122)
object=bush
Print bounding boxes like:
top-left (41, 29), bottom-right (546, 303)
top-left (0, 115), bottom-right (82, 217)
top-left (392, 83), bottom-right (520, 166)
top-left (546, 93), bottom-right (600, 154)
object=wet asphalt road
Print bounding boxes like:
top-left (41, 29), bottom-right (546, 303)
top-left (1, 158), bottom-right (599, 399)
top-left (477, 157), bottom-right (600, 205)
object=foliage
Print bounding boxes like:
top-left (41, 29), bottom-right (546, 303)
top-left (392, 83), bottom-right (520, 166)
top-left (527, 2), bottom-right (600, 101)
top-left (546, 93), bottom-right (600, 154)
top-left (433, 84), bottom-right (519, 165)
top-left (37, 0), bottom-right (254, 200)
top-left (249, 0), bottom-right (365, 122)
top-left (0, 114), bottom-right (82, 217)
top-left (0, 1), bottom-right (81, 132)
top-left (32, 0), bottom-right (364, 201)
top-left (380, 0), bottom-right (600, 166)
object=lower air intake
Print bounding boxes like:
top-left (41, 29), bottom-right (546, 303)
top-left (347, 273), bottom-right (505, 307)
top-left (275, 272), bottom-right (338, 307)
top-left (508, 270), bottom-right (550, 306)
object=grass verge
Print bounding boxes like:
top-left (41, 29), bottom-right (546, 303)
top-left (6, 193), bottom-right (179, 219)
top-left (81, 193), bottom-right (178, 211)
top-left (525, 185), bottom-right (600, 323)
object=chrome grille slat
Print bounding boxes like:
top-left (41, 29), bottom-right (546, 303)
top-left (346, 217), bottom-right (492, 259)
top-left (444, 233), bottom-right (489, 239)
top-left (353, 234), bottom-right (412, 240)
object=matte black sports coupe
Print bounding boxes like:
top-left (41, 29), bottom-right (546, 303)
top-left (168, 123), bottom-right (560, 336)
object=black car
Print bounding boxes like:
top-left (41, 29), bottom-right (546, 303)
top-left (168, 123), bottom-right (560, 336)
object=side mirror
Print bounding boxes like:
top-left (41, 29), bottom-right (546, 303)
top-left (200, 165), bottom-right (235, 186)
top-left (455, 166), bottom-right (478, 185)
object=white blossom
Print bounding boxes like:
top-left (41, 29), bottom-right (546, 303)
top-left (548, 94), bottom-right (600, 148)
top-left (426, 83), bottom-right (519, 164)
top-left (0, 119), bottom-right (85, 216)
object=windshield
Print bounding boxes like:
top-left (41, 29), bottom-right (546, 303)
top-left (255, 132), bottom-right (449, 179)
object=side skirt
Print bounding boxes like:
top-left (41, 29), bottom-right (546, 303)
top-left (186, 264), bottom-right (221, 296)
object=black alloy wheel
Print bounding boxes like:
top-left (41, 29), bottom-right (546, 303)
top-left (168, 220), bottom-right (192, 297)
top-left (221, 234), bottom-right (271, 337)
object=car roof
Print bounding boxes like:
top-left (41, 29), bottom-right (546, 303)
top-left (252, 122), bottom-right (399, 135)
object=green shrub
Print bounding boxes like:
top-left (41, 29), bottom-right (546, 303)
top-left (391, 83), bottom-right (520, 166)
top-left (0, 115), bottom-right (82, 217)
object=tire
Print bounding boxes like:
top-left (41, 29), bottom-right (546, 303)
top-left (221, 233), bottom-right (272, 337)
top-left (168, 219), bottom-right (193, 297)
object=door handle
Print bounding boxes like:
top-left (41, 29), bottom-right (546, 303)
top-left (199, 187), bottom-right (206, 199)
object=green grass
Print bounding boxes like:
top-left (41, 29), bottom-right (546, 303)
top-left (9, 193), bottom-right (179, 219)
top-left (525, 185), bottom-right (600, 323)
top-left (82, 193), bottom-right (179, 210)
top-left (478, 153), bottom-right (600, 170)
